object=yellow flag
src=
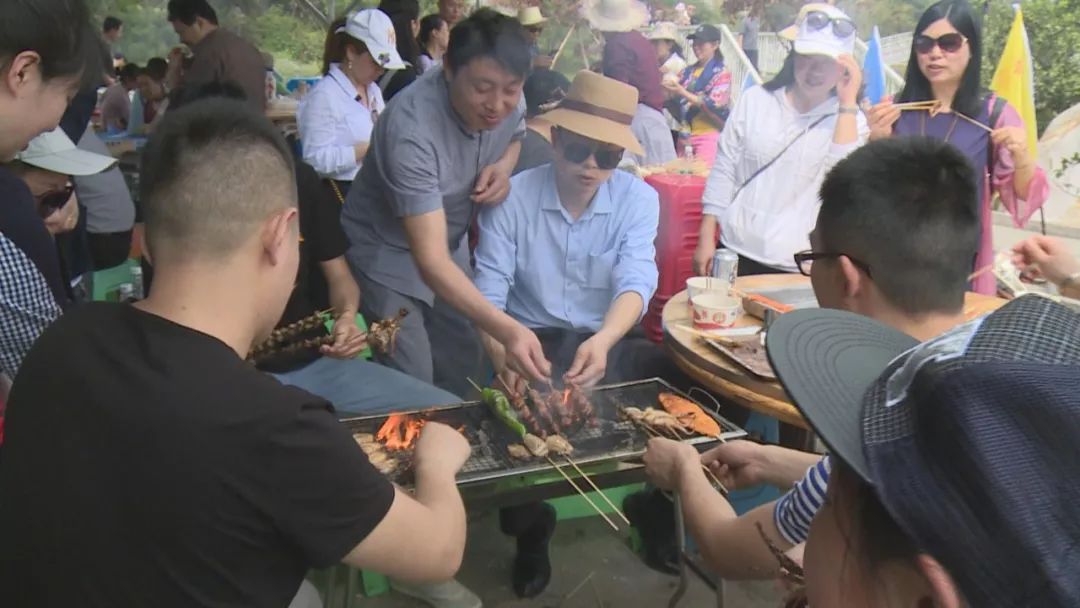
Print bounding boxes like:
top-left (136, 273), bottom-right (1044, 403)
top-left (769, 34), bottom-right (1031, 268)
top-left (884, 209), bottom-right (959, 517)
top-left (990, 8), bottom-right (1038, 159)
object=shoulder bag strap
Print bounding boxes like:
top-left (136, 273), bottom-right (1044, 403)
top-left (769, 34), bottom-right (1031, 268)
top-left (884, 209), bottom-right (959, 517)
top-left (730, 113), bottom-right (831, 202)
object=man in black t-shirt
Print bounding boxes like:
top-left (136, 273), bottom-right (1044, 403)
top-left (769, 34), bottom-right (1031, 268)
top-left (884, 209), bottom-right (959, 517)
top-left (0, 99), bottom-right (472, 607)
top-left (165, 83), bottom-right (461, 418)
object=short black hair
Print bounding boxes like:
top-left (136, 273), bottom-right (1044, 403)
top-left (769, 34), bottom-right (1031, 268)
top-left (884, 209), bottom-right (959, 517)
top-left (144, 57), bottom-right (169, 81)
top-left (817, 137), bottom-right (979, 314)
top-left (523, 68), bottom-right (569, 117)
top-left (103, 16), bottom-right (123, 33)
top-left (445, 8), bottom-right (530, 79)
top-left (167, 0), bottom-right (219, 26)
top-left (118, 63), bottom-right (141, 83)
top-left (897, 0), bottom-right (984, 118)
top-left (0, 0), bottom-right (99, 85)
top-left (419, 14), bottom-right (446, 48)
top-left (140, 98), bottom-right (296, 260)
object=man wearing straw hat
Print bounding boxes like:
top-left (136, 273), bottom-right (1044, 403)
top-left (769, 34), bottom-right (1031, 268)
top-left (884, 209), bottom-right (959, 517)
top-left (475, 70), bottom-right (680, 599)
top-left (476, 70), bottom-right (678, 395)
top-left (517, 6), bottom-right (553, 69)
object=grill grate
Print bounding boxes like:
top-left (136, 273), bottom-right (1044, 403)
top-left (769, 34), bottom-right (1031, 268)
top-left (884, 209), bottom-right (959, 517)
top-left (341, 378), bottom-right (747, 485)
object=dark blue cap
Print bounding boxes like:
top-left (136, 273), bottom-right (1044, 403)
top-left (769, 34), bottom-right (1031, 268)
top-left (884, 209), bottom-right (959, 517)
top-left (767, 295), bottom-right (1080, 606)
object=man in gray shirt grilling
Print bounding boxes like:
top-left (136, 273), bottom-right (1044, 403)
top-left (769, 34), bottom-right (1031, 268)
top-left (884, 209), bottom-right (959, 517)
top-left (342, 9), bottom-right (551, 397)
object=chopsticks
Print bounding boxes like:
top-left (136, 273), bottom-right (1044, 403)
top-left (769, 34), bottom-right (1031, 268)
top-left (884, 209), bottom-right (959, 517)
top-left (891, 99), bottom-right (994, 133)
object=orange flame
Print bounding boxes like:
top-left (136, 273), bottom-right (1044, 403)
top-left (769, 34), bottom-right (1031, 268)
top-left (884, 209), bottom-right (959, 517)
top-left (562, 388), bottom-right (571, 407)
top-left (376, 414), bottom-right (426, 451)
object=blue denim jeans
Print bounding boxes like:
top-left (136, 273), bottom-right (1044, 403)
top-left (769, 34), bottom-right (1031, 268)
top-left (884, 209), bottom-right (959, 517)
top-left (271, 356), bottom-right (460, 418)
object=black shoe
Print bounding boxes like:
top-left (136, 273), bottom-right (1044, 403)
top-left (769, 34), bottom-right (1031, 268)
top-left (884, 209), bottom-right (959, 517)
top-left (511, 503), bottom-right (556, 598)
top-left (624, 490), bottom-right (679, 576)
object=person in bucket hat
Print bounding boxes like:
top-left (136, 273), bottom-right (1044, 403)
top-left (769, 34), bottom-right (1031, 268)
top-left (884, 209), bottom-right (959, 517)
top-left (584, 0), bottom-right (665, 113)
top-left (475, 71), bottom-right (688, 597)
top-left (766, 294), bottom-right (1080, 607)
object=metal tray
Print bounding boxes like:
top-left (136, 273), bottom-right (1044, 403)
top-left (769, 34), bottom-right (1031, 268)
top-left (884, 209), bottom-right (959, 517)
top-left (340, 378), bottom-right (747, 486)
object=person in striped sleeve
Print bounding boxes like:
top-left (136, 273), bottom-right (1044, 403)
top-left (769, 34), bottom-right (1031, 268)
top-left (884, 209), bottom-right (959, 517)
top-left (643, 136), bottom-right (983, 578)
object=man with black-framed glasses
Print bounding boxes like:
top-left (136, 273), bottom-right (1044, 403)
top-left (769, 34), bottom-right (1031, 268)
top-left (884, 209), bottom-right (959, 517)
top-left (643, 135), bottom-right (982, 580)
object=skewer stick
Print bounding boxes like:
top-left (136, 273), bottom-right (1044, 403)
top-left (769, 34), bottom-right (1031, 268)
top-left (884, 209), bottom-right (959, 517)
top-left (968, 264), bottom-right (995, 282)
top-left (466, 377), bottom-right (484, 394)
top-left (562, 456), bottom-right (631, 525)
top-left (546, 456), bottom-right (620, 531)
top-left (954, 110), bottom-right (995, 133)
top-left (495, 375), bottom-right (516, 396)
top-left (551, 22), bottom-right (576, 68)
top-left (638, 423), bottom-right (729, 495)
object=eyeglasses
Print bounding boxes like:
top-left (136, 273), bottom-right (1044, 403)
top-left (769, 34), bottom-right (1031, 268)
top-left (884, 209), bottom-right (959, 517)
top-left (793, 249), bottom-right (872, 277)
top-left (556, 129), bottom-right (624, 170)
top-left (914, 33), bottom-right (967, 54)
top-left (804, 11), bottom-right (857, 39)
top-left (36, 184), bottom-right (75, 217)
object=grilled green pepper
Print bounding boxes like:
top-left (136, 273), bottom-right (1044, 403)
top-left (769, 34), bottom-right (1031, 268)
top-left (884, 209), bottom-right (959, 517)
top-left (481, 388), bottom-right (527, 438)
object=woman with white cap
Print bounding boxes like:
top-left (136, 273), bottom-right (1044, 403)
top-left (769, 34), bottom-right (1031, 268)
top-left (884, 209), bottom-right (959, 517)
top-left (299, 9), bottom-right (405, 197)
top-left (694, 5), bottom-right (868, 276)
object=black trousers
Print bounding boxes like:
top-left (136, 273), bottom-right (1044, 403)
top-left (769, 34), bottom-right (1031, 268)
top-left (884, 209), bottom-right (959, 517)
top-left (736, 253), bottom-right (792, 277)
top-left (88, 230), bottom-right (133, 271)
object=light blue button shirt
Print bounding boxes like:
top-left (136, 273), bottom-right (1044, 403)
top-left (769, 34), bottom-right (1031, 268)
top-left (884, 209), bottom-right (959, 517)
top-left (298, 64), bottom-right (385, 181)
top-left (474, 165), bottom-right (660, 332)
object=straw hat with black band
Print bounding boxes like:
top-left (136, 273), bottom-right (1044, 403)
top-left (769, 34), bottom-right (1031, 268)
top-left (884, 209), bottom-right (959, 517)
top-left (541, 71), bottom-right (644, 156)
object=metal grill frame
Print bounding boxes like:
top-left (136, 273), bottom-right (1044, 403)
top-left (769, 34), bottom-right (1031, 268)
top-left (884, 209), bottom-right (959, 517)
top-left (341, 378), bottom-right (748, 486)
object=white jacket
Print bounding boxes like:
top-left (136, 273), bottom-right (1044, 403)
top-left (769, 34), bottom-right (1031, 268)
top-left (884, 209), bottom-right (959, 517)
top-left (702, 85), bottom-right (868, 271)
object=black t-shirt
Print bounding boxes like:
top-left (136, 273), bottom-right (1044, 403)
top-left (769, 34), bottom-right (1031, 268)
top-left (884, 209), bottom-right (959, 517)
top-left (256, 159), bottom-right (351, 373)
top-left (0, 167), bottom-right (69, 307)
top-left (0, 303), bottom-right (395, 607)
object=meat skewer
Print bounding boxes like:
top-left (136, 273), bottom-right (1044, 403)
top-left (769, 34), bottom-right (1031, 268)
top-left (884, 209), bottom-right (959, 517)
top-left (496, 376), bottom-right (541, 436)
top-left (528, 387), bottom-right (561, 435)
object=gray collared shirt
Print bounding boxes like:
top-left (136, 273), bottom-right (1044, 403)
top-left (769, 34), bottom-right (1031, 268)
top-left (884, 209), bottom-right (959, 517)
top-left (341, 67), bottom-right (526, 305)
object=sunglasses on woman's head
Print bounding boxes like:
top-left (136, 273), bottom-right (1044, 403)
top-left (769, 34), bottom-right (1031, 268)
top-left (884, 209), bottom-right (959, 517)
top-left (557, 129), bottom-right (624, 170)
top-left (36, 184), bottom-right (74, 217)
top-left (804, 11), bottom-right (856, 38)
top-left (914, 32), bottom-right (966, 54)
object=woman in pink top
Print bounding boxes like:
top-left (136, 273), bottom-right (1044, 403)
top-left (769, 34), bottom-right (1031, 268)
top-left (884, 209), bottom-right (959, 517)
top-left (867, 0), bottom-right (1048, 295)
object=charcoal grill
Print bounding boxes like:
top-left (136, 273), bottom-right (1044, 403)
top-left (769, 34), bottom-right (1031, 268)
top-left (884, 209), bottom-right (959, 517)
top-left (341, 378), bottom-right (747, 486)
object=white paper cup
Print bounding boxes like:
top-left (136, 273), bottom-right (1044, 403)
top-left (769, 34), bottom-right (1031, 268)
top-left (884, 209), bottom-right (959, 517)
top-left (690, 293), bottom-right (743, 330)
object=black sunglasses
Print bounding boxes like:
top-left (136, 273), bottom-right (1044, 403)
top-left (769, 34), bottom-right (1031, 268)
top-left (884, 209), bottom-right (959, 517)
top-left (793, 249), bottom-right (872, 278)
top-left (556, 128), bottom-right (624, 170)
top-left (914, 32), bottom-right (966, 54)
top-left (36, 184), bottom-right (75, 217)
top-left (804, 11), bottom-right (856, 39)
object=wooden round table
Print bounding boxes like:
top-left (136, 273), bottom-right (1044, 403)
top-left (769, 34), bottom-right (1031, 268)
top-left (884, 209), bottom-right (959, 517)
top-left (662, 274), bottom-right (1007, 429)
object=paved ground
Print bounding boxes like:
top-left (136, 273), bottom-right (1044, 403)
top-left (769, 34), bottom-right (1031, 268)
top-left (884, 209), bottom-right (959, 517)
top-left (352, 509), bottom-right (783, 608)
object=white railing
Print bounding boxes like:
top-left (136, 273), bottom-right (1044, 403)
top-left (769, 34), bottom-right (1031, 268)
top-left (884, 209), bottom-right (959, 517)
top-left (646, 25), bottom-right (911, 99)
top-left (717, 23), bottom-right (762, 103)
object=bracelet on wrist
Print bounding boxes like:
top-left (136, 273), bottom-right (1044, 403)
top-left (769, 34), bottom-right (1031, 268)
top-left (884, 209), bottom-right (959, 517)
top-left (838, 105), bottom-right (859, 115)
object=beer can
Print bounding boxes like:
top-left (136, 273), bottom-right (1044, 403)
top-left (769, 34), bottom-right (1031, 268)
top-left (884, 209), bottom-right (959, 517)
top-left (711, 249), bottom-right (739, 286)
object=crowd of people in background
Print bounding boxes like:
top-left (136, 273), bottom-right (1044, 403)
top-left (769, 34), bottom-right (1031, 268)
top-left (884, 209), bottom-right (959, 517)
top-left (0, 0), bottom-right (1075, 608)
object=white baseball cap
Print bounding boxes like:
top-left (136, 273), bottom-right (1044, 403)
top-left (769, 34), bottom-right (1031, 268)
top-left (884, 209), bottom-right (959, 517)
top-left (793, 5), bottom-right (856, 59)
top-left (16, 128), bottom-right (116, 176)
top-left (337, 9), bottom-right (408, 70)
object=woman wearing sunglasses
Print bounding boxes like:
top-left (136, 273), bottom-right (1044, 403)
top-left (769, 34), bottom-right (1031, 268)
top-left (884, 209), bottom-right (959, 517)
top-left (694, 5), bottom-right (867, 277)
top-left (866, 0), bottom-right (1048, 295)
